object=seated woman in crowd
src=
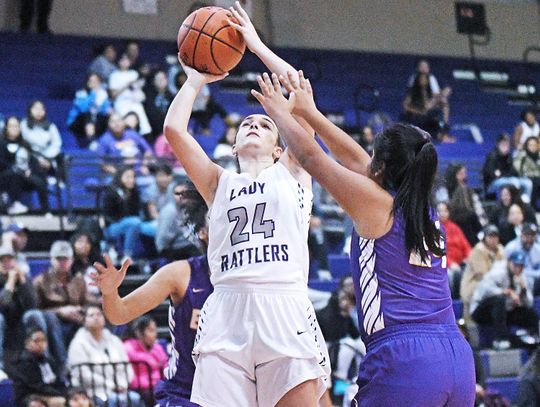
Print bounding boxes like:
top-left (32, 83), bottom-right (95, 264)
top-left (401, 72), bottom-right (452, 142)
top-left (0, 116), bottom-right (50, 214)
top-left (67, 73), bottom-right (111, 148)
top-left (513, 108), bottom-right (539, 151)
top-left (21, 100), bottom-right (64, 183)
top-left (108, 53), bottom-right (152, 137)
top-left (88, 43), bottom-right (117, 83)
top-left (123, 316), bottom-right (168, 406)
top-left (488, 184), bottom-right (537, 229)
top-left (499, 203), bottom-right (527, 245)
top-left (102, 166), bottom-right (145, 260)
top-left (514, 136), bottom-right (540, 209)
top-left (68, 306), bottom-right (143, 407)
top-left (71, 232), bottom-right (103, 302)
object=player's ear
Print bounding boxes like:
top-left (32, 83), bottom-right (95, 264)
top-left (231, 144), bottom-right (238, 157)
top-left (272, 146), bottom-right (283, 160)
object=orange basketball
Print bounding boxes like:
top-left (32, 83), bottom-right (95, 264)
top-left (177, 6), bottom-right (246, 75)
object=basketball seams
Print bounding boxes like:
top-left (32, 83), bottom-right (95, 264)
top-left (181, 25), bottom-right (244, 55)
top-left (210, 25), bottom-right (242, 73)
top-left (191, 11), bottom-right (219, 72)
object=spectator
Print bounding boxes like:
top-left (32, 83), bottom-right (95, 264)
top-left (358, 125), bottom-right (375, 156)
top-left (142, 164), bottom-right (173, 214)
top-left (122, 111), bottom-right (141, 134)
top-left (514, 136), bottom-right (540, 209)
top-left (123, 40), bottom-right (148, 77)
top-left (123, 316), bottom-right (168, 406)
top-left (515, 347), bottom-right (540, 407)
top-left (71, 232), bottom-right (103, 302)
top-left (102, 166), bottom-right (144, 260)
top-left (0, 116), bottom-right (50, 214)
top-left (483, 133), bottom-right (532, 202)
top-left (19, 0), bottom-right (53, 33)
top-left (2, 223), bottom-right (31, 275)
top-left (407, 59), bottom-right (442, 95)
top-left (155, 181), bottom-right (199, 261)
top-left (95, 113), bottom-right (153, 174)
top-left (109, 53), bottom-right (152, 136)
top-left (470, 250), bottom-right (538, 350)
top-left (504, 223), bottom-right (540, 296)
top-left (449, 184), bottom-right (483, 246)
top-left (21, 100), bottom-right (64, 183)
top-left (88, 44), bottom-right (117, 83)
top-left (67, 305), bottom-right (143, 407)
top-left (144, 70), bottom-right (174, 143)
top-left (66, 387), bottom-right (95, 407)
top-left (460, 225), bottom-right (505, 323)
top-left (173, 69), bottom-right (227, 134)
top-left (67, 73), bottom-right (111, 148)
top-left (513, 108), bottom-right (539, 151)
top-left (0, 245), bottom-right (37, 374)
top-left (401, 72), bottom-right (452, 141)
top-left (33, 241), bottom-right (93, 350)
top-left (437, 201), bottom-right (471, 298)
top-left (212, 113), bottom-right (242, 159)
top-left (316, 277), bottom-right (363, 396)
top-left (488, 184), bottom-right (537, 230)
top-left (153, 134), bottom-right (181, 169)
top-left (9, 327), bottom-right (67, 407)
top-left (499, 203), bottom-right (527, 245)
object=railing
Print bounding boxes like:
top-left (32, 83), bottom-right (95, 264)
top-left (68, 360), bottom-right (155, 407)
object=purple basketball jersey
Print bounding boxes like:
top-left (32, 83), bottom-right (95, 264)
top-left (154, 255), bottom-right (213, 406)
top-left (350, 212), bottom-right (455, 341)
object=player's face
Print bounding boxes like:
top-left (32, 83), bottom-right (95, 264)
top-left (233, 115), bottom-right (282, 160)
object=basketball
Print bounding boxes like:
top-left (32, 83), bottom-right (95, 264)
top-left (177, 6), bottom-right (246, 75)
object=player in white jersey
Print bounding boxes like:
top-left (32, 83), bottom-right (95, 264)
top-left (163, 3), bottom-right (330, 407)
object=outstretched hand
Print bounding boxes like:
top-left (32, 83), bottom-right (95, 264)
top-left (91, 254), bottom-right (131, 296)
top-left (227, 1), bottom-right (263, 52)
top-left (177, 55), bottom-right (228, 85)
top-left (279, 70), bottom-right (316, 118)
top-left (251, 72), bottom-right (295, 118)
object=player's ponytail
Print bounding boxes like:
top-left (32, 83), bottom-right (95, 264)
top-left (375, 124), bottom-right (443, 263)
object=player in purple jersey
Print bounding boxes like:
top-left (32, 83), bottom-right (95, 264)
top-left (92, 183), bottom-right (213, 407)
top-left (252, 72), bottom-right (476, 406)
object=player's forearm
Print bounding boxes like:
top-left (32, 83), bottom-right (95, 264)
top-left (102, 291), bottom-right (130, 325)
top-left (253, 42), bottom-right (296, 80)
top-left (303, 108), bottom-right (371, 175)
top-left (164, 78), bottom-right (203, 138)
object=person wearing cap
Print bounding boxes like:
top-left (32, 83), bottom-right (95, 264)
top-left (2, 223), bottom-right (30, 276)
top-left (460, 224), bottom-right (505, 324)
top-left (470, 250), bottom-right (538, 350)
top-left (31, 241), bottom-right (97, 365)
top-left (504, 222), bottom-right (540, 295)
top-left (0, 245), bottom-right (38, 378)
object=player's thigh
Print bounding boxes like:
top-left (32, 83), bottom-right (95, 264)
top-left (256, 357), bottom-right (326, 407)
top-left (191, 353), bottom-right (256, 407)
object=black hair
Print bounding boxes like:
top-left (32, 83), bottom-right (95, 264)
top-left (92, 43), bottom-right (115, 58)
top-left (444, 162), bottom-right (465, 198)
top-left (123, 111), bottom-right (141, 133)
top-left (408, 73), bottom-right (432, 110)
top-left (111, 165), bottom-right (136, 190)
top-left (125, 315), bottom-right (155, 340)
top-left (151, 162), bottom-right (173, 176)
top-left (521, 108), bottom-right (537, 122)
top-left (372, 123), bottom-right (444, 262)
top-left (496, 133), bottom-right (510, 144)
top-left (84, 72), bottom-right (103, 91)
top-left (25, 100), bottom-right (51, 130)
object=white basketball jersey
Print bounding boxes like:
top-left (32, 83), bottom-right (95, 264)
top-left (207, 162), bottom-right (312, 289)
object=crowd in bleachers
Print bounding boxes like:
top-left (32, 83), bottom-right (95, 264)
top-left (0, 27), bottom-right (539, 406)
